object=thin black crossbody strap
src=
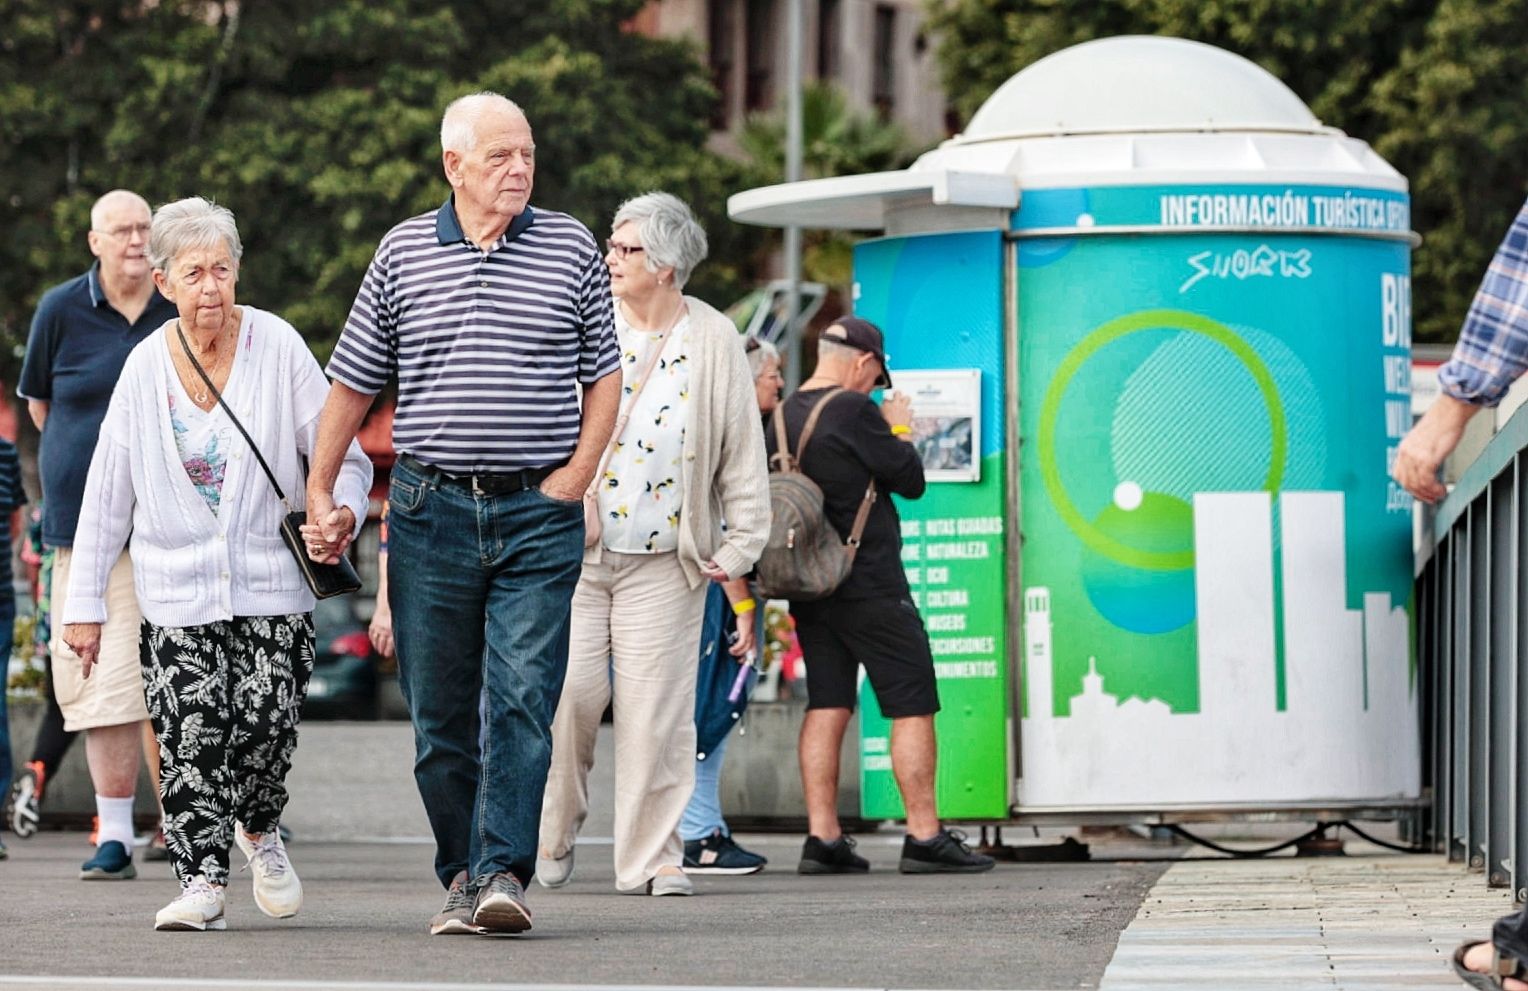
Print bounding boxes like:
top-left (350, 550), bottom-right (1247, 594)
top-left (174, 320), bottom-right (291, 510)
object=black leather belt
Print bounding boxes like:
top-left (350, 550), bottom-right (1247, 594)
top-left (399, 454), bottom-right (559, 495)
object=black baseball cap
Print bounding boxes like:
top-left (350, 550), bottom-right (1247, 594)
top-left (821, 317), bottom-right (891, 388)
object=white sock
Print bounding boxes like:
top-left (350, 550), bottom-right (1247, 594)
top-left (94, 795), bottom-right (136, 850)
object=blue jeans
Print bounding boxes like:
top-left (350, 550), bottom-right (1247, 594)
top-left (0, 601), bottom-right (15, 822)
top-left (680, 730), bottom-right (730, 841)
top-left (387, 459), bottom-right (584, 888)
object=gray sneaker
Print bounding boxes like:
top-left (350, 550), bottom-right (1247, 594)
top-left (472, 871), bottom-right (532, 934)
top-left (428, 871), bottom-right (480, 935)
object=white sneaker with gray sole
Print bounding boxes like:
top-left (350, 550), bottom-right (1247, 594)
top-left (234, 824), bottom-right (303, 918)
top-left (535, 848), bottom-right (574, 889)
top-left (155, 876), bottom-right (226, 932)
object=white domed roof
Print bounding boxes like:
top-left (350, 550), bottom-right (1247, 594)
top-left (959, 35), bottom-right (1323, 142)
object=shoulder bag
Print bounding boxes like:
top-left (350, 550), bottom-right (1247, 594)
top-left (176, 320), bottom-right (362, 599)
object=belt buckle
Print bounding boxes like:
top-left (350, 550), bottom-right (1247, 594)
top-left (469, 473), bottom-right (486, 495)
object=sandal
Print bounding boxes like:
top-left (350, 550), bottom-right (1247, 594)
top-left (1454, 941), bottom-right (1528, 989)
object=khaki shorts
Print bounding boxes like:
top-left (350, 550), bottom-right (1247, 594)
top-left (50, 548), bottom-right (149, 732)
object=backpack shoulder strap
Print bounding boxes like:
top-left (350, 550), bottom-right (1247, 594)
top-left (770, 403), bottom-right (794, 472)
top-left (842, 482), bottom-right (877, 562)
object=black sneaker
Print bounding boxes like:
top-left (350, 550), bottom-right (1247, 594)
top-left (683, 830), bottom-right (767, 875)
top-left (797, 834), bottom-right (870, 874)
top-left (899, 828), bottom-right (996, 874)
top-left (472, 871), bottom-right (532, 934)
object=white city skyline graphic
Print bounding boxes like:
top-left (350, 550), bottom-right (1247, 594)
top-left (1020, 490), bottom-right (1418, 808)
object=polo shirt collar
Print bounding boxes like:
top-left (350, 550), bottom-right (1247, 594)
top-left (86, 262), bottom-right (108, 308)
top-left (437, 196), bottom-right (535, 249)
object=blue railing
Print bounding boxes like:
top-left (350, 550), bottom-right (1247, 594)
top-left (1420, 402), bottom-right (1528, 898)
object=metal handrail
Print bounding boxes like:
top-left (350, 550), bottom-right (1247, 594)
top-left (1419, 401), bottom-right (1528, 897)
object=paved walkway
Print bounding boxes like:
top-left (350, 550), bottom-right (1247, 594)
top-left (1100, 842), bottom-right (1513, 990)
top-left (3, 720), bottom-right (1512, 989)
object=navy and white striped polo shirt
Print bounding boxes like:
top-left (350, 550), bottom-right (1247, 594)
top-left (328, 198), bottom-right (620, 473)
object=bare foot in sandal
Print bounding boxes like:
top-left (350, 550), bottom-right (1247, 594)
top-left (1459, 941), bottom-right (1528, 990)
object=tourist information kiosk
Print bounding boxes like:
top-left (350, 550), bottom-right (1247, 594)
top-left (730, 36), bottom-right (1420, 822)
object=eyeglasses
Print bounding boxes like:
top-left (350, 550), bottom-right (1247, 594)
top-left (95, 223), bottom-right (151, 241)
top-left (605, 239), bottom-right (645, 259)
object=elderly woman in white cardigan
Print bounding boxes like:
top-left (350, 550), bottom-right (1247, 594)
top-left (537, 192), bottom-right (769, 895)
top-left (61, 197), bottom-right (372, 932)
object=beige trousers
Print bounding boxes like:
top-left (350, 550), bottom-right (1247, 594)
top-left (539, 551), bottom-right (708, 891)
top-left (50, 549), bottom-right (149, 732)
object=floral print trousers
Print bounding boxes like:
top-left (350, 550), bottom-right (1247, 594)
top-left (140, 614), bottom-right (314, 886)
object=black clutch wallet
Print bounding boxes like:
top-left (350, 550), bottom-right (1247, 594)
top-left (280, 511), bottom-right (362, 599)
top-left (178, 320), bottom-right (363, 601)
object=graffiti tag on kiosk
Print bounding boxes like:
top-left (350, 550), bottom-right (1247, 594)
top-left (1179, 245), bottom-right (1312, 294)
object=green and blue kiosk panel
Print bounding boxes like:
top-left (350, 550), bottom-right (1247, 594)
top-left (853, 182), bottom-right (1417, 819)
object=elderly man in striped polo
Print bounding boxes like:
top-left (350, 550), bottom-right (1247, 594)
top-left (305, 91), bottom-right (622, 937)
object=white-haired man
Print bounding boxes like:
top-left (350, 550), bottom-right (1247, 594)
top-left (306, 92), bottom-right (621, 936)
top-left (15, 189), bottom-right (175, 880)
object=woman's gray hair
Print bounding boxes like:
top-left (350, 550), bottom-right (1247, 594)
top-left (148, 197), bottom-right (243, 273)
top-left (612, 192), bottom-right (708, 289)
top-left (746, 337), bottom-right (780, 379)
top-left (441, 92), bottom-right (525, 153)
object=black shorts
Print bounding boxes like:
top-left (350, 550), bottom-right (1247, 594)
top-left (793, 596), bottom-right (940, 718)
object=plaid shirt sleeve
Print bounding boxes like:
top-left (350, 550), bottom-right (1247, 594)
top-left (1437, 197), bottom-right (1528, 407)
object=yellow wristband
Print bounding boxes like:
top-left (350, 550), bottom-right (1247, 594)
top-left (890, 424), bottom-right (911, 436)
top-left (731, 598), bottom-right (757, 616)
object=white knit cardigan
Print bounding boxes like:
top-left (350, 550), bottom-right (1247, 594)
top-left (583, 295), bottom-right (770, 586)
top-left (63, 307), bottom-right (373, 628)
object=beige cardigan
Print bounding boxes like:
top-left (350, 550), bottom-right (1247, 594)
top-left (584, 295), bottom-right (769, 587)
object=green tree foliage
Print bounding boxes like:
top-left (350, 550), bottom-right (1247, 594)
top-left (0, 0), bottom-right (762, 384)
top-left (926, 0), bottom-right (1528, 343)
top-left (739, 82), bottom-right (916, 287)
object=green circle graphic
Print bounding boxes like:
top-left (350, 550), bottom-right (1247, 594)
top-left (1037, 310), bottom-right (1288, 571)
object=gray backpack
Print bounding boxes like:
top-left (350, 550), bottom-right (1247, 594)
top-left (754, 389), bottom-right (877, 602)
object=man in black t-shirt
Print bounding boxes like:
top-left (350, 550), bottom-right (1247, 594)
top-left (767, 319), bottom-right (993, 876)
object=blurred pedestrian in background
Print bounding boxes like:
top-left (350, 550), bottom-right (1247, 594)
top-left (15, 189), bottom-right (177, 880)
top-left (679, 336), bottom-right (783, 877)
top-left (0, 438), bottom-right (28, 861)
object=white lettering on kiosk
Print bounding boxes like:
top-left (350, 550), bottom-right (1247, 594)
top-left (1379, 271), bottom-right (1414, 514)
top-left (1179, 245), bottom-right (1311, 294)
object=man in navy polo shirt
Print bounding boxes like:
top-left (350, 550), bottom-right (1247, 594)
top-left (306, 92), bottom-right (621, 936)
top-left (16, 190), bottom-right (176, 880)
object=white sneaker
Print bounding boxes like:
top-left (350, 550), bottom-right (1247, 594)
top-left (536, 848), bottom-right (574, 889)
top-left (155, 876), bottom-right (226, 931)
top-left (648, 869), bottom-right (694, 896)
top-left (234, 824), bottom-right (303, 918)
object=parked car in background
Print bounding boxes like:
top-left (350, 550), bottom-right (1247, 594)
top-left (304, 596), bottom-right (384, 720)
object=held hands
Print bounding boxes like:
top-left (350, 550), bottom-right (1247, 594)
top-left (63, 623), bottom-right (103, 679)
top-left (881, 390), bottom-right (913, 437)
top-left (699, 559), bottom-right (730, 582)
top-left (300, 493), bottom-right (357, 564)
